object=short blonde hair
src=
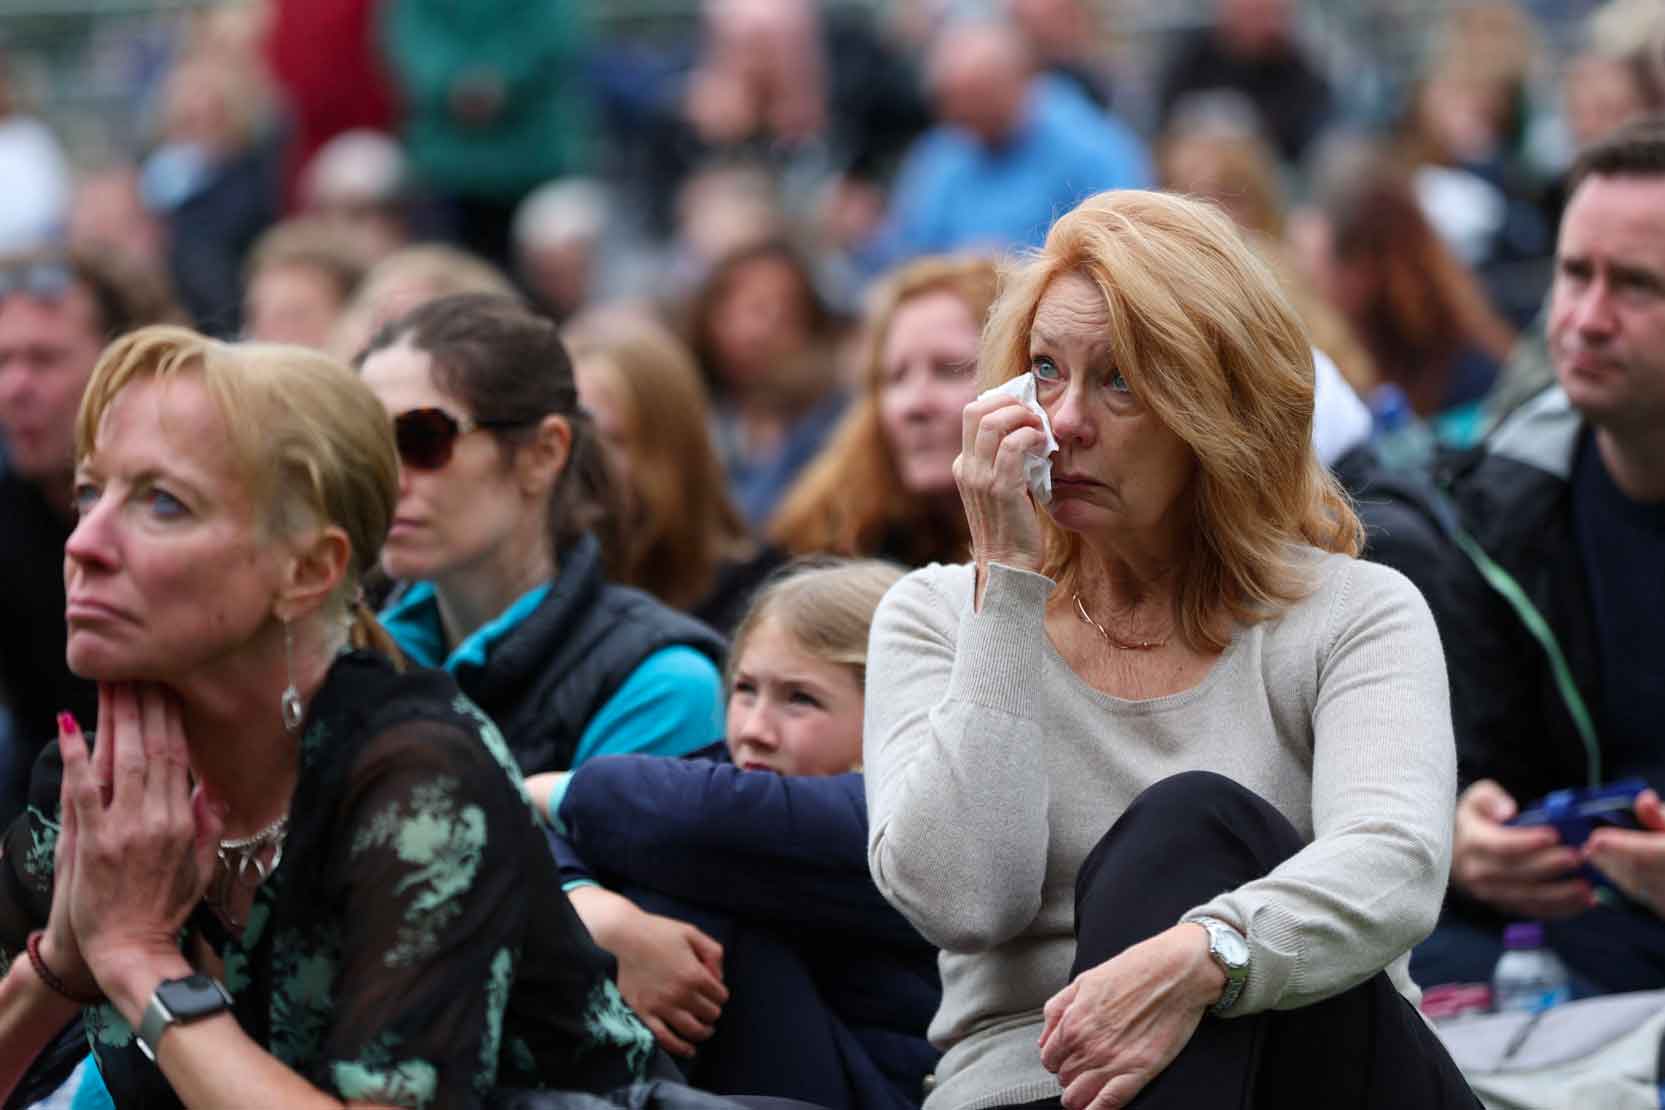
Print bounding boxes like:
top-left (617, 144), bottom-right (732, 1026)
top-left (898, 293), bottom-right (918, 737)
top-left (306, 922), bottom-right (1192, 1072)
top-left (770, 254), bottom-right (999, 563)
top-left (727, 558), bottom-right (906, 695)
top-left (76, 325), bottom-right (401, 651)
top-left (980, 190), bottom-right (1362, 651)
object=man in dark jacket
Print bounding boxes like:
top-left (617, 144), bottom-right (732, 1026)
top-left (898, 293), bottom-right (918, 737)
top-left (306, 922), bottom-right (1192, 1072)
top-left (0, 248), bottom-right (181, 825)
top-left (1412, 117), bottom-right (1665, 994)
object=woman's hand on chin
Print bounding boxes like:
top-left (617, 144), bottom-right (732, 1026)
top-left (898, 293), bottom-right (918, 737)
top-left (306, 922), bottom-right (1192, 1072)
top-left (1037, 923), bottom-right (1223, 1110)
top-left (64, 682), bottom-right (224, 1020)
top-left (955, 393), bottom-right (1049, 605)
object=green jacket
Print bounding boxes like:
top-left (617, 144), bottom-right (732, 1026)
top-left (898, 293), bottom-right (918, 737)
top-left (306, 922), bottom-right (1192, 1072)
top-left (384, 0), bottom-right (591, 199)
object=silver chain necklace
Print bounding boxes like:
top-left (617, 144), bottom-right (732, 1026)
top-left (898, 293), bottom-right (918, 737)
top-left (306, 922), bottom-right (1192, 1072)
top-left (1072, 591), bottom-right (1172, 651)
top-left (207, 813), bottom-right (289, 929)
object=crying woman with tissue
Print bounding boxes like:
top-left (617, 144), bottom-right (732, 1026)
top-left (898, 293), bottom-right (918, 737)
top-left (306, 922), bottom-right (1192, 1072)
top-left (862, 190), bottom-right (1478, 1110)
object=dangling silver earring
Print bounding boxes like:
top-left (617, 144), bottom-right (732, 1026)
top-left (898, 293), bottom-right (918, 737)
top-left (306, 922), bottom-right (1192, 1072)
top-left (280, 619), bottom-right (304, 734)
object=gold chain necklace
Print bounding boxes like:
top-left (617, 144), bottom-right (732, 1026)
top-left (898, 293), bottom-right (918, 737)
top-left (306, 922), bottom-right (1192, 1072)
top-left (1072, 592), bottom-right (1172, 651)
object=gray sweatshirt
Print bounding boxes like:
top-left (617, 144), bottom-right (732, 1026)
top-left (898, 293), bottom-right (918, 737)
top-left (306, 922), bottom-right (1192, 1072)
top-left (863, 554), bottom-right (1455, 1110)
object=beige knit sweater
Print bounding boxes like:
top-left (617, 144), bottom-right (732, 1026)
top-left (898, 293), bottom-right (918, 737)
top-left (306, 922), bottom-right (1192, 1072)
top-left (863, 554), bottom-right (1455, 1110)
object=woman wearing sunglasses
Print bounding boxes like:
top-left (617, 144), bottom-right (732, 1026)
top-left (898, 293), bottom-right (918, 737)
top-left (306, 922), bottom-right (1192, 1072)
top-left (358, 293), bottom-right (727, 781)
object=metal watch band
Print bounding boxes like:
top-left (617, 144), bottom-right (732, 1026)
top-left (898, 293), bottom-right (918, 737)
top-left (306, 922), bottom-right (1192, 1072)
top-left (1188, 916), bottom-right (1249, 1017)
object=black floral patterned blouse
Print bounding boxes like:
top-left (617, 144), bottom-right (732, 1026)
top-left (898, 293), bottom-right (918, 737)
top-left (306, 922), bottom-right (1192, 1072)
top-left (0, 651), bottom-right (655, 1108)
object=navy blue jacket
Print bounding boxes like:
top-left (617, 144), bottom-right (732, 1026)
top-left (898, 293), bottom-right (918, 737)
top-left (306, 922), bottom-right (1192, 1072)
top-left (554, 745), bottom-right (940, 1108)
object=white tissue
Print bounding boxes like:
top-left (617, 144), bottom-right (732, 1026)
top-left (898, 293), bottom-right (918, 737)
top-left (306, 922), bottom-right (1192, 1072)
top-left (976, 375), bottom-right (1060, 505)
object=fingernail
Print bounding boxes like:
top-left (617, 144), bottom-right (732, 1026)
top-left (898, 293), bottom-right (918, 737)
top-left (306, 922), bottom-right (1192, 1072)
top-left (57, 711), bottom-right (79, 736)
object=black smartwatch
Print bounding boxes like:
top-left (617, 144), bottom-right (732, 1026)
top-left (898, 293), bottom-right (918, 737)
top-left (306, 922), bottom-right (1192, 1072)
top-left (136, 974), bottom-right (232, 1061)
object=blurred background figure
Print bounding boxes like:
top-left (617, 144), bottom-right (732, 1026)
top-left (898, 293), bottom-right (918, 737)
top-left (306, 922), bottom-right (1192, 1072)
top-left (296, 128), bottom-right (416, 262)
top-left (382, 0), bottom-right (591, 268)
top-left (1574, 0), bottom-right (1665, 152)
top-left (565, 307), bottom-right (784, 636)
top-left (608, 0), bottom-right (928, 245)
top-left (0, 246), bottom-right (182, 826)
top-left (1392, 3), bottom-right (1552, 328)
top-left (262, 0), bottom-right (396, 210)
top-left (65, 166), bottom-right (167, 272)
top-left (1298, 147), bottom-right (1517, 444)
top-left (1156, 119), bottom-right (1379, 397)
top-left (689, 239), bottom-right (848, 528)
top-left (1157, 0), bottom-right (1333, 165)
top-left (858, 17), bottom-right (1149, 273)
top-left (328, 242), bottom-right (517, 362)
top-left (242, 218), bottom-right (371, 349)
top-left (514, 178), bottom-right (612, 324)
top-left (0, 47), bottom-right (71, 254)
top-left (143, 48), bottom-right (283, 337)
top-left (773, 254), bottom-right (997, 568)
top-left (1007, 0), bottom-right (1115, 109)
top-left (1157, 119), bottom-right (1289, 241)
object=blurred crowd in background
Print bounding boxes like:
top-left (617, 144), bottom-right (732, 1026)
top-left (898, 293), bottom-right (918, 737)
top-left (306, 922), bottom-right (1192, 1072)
top-left (2, 0), bottom-right (1664, 768)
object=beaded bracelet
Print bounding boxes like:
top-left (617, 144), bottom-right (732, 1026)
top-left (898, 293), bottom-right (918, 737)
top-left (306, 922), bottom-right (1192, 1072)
top-left (25, 931), bottom-right (102, 1006)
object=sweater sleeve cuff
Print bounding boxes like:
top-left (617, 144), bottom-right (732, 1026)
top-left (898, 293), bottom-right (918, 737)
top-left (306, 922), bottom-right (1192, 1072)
top-left (945, 562), bottom-right (1056, 716)
top-left (1179, 899), bottom-right (1303, 1017)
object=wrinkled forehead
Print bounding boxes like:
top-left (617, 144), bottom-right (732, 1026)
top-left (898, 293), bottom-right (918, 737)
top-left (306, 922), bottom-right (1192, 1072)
top-left (1029, 272), bottom-right (1111, 346)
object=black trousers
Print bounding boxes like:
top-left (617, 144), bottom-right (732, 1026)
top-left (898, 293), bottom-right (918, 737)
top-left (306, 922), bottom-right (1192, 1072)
top-left (1002, 771), bottom-right (1478, 1110)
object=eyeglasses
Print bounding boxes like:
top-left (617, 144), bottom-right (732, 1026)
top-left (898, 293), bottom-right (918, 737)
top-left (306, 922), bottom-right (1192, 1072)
top-left (392, 407), bottom-right (525, 471)
top-left (0, 261), bottom-right (75, 303)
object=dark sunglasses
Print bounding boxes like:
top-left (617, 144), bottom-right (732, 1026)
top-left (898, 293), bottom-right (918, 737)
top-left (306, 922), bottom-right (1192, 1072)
top-left (392, 407), bottom-right (526, 470)
top-left (0, 261), bottom-right (75, 303)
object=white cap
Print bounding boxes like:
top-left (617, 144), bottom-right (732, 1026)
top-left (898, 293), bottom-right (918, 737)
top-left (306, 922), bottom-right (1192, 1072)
top-left (301, 129), bottom-right (407, 207)
top-left (513, 178), bottom-right (610, 249)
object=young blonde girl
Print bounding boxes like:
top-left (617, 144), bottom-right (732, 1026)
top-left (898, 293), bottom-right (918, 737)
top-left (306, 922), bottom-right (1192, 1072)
top-left (542, 559), bottom-right (939, 1110)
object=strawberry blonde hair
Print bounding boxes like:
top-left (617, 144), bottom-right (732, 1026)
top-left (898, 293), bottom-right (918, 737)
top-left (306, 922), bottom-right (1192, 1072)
top-left (980, 190), bottom-right (1362, 651)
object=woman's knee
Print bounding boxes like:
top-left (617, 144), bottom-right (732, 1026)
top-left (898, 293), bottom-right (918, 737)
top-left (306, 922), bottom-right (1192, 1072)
top-left (1076, 772), bottom-right (1304, 908)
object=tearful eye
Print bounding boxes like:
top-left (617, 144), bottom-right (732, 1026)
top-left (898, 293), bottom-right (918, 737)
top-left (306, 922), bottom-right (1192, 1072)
top-left (1107, 370), bottom-right (1130, 394)
top-left (1030, 356), bottom-right (1061, 383)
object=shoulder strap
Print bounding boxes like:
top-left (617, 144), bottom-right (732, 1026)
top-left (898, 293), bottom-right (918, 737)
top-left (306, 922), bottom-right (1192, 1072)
top-left (1427, 489), bottom-right (1603, 788)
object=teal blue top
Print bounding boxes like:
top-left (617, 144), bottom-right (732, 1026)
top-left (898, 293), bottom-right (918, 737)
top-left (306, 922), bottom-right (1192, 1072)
top-left (381, 582), bottom-right (723, 769)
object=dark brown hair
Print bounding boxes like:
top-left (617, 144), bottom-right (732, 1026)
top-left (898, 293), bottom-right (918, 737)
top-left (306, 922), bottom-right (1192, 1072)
top-left (688, 237), bottom-right (836, 405)
top-left (360, 293), bottom-right (619, 561)
top-left (1569, 113), bottom-right (1665, 191)
top-left (0, 245), bottom-right (185, 339)
top-left (1320, 156), bottom-right (1515, 416)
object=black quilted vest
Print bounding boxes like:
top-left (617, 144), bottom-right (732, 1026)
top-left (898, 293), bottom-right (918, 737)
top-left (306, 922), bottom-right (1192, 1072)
top-left (452, 534), bottom-right (728, 775)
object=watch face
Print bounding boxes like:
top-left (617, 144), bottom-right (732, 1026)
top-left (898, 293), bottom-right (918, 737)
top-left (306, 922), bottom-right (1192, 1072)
top-left (157, 974), bottom-right (231, 1019)
top-left (1214, 926), bottom-right (1250, 968)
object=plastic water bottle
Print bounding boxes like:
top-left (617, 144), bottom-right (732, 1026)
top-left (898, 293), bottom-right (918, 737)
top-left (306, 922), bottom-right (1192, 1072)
top-left (1491, 922), bottom-right (1572, 1013)
top-left (1368, 384), bottom-right (1437, 473)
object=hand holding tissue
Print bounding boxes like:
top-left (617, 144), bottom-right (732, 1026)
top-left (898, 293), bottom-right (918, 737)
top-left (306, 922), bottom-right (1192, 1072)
top-left (975, 376), bottom-right (1060, 504)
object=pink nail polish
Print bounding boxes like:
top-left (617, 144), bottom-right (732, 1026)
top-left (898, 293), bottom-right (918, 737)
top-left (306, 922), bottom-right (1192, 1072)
top-left (56, 711), bottom-right (78, 736)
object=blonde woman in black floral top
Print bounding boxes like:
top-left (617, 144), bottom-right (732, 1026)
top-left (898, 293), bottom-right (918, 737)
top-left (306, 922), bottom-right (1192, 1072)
top-left (0, 325), bottom-right (653, 1109)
